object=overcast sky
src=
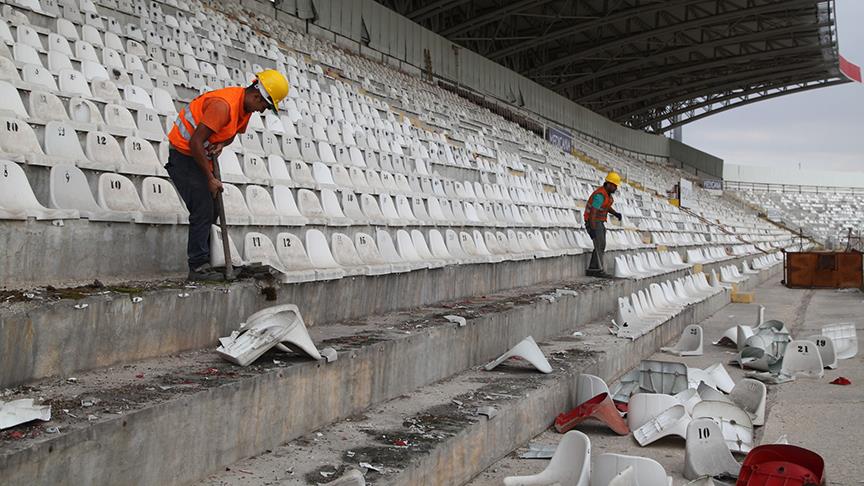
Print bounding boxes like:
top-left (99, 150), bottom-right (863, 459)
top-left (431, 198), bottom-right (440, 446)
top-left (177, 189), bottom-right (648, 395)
top-left (682, 0), bottom-right (863, 173)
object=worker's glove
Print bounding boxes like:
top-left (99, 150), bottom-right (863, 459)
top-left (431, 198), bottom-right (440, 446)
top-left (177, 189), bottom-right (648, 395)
top-left (610, 210), bottom-right (622, 221)
top-left (585, 222), bottom-right (596, 239)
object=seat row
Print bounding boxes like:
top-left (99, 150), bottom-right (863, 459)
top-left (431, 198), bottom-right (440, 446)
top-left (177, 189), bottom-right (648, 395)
top-left (612, 272), bottom-right (723, 339)
top-left (216, 226), bottom-right (592, 284)
top-left (614, 251), bottom-right (690, 279)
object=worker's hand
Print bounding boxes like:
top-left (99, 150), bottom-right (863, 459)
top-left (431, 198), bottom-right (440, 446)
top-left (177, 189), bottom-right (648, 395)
top-left (208, 176), bottom-right (224, 198)
top-left (205, 143), bottom-right (225, 159)
top-left (611, 210), bottom-right (622, 221)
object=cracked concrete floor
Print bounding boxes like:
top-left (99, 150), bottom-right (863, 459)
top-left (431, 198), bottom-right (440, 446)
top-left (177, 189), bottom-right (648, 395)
top-left (468, 280), bottom-right (864, 486)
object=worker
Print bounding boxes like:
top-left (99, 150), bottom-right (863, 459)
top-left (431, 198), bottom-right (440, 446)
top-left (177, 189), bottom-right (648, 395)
top-left (584, 171), bottom-right (623, 277)
top-left (166, 70), bottom-right (289, 281)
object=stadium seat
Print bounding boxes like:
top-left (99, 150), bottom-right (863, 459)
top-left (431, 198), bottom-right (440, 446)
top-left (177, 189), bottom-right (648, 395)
top-left (0, 160), bottom-right (76, 220)
top-left (140, 176), bottom-right (188, 223)
top-left (0, 116), bottom-right (49, 165)
top-left (96, 172), bottom-right (177, 224)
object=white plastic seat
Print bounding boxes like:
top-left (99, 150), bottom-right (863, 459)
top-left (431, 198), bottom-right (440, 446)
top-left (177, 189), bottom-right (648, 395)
top-left (49, 165), bottom-right (125, 221)
top-left (103, 103), bottom-right (137, 136)
top-left (683, 418), bottom-right (740, 480)
top-left (220, 183), bottom-right (253, 225)
top-left (244, 185), bottom-right (281, 226)
top-left (0, 81), bottom-right (28, 118)
top-left (354, 232), bottom-right (395, 273)
top-left (0, 116), bottom-right (49, 165)
top-left (122, 137), bottom-right (163, 175)
top-left (503, 431), bottom-right (590, 486)
top-left (97, 172), bottom-right (175, 223)
top-left (305, 229), bottom-right (346, 280)
top-left (0, 160), bottom-right (76, 220)
top-left (83, 131), bottom-right (125, 171)
top-left (14, 43), bottom-right (43, 67)
top-left (272, 232), bottom-right (322, 282)
top-left (591, 453), bottom-right (672, 486)
top-left (124, 85), bottom-right (154, 109)
top-left (43, 121), bottom-right (90, 166)
top-left (140, 176), bottom-right (187, 223)
top-left (47, 50), bottom-right (74, 73)
top-left (22, 64), bottom-right (58, 91)
top-left (58, 69), bottom-right (92, 97)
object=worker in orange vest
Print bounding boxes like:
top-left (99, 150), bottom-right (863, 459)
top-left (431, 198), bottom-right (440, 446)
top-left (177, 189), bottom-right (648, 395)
top-left (167, 70), bottom-right (289, 281)
top-left (584, 171), bottom-right (623, 277)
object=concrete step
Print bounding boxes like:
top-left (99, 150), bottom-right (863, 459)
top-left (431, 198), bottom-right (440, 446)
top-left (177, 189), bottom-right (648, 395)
top-left (201, 266), bottom-right (782, 485)
top-left (0, 261), bottom-right (781, 486)
top-left (0, 246), bottom-right (752, 388)
top-left (200, 266), bottom-right (777, 486)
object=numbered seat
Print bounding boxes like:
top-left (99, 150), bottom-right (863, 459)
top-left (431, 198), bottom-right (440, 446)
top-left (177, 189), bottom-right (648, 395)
top-left (353, 231), bottom-right (395, 274)
top-left (271, 232), bottom-right (322, 282)
top-left (151, 87), bottom-right (177, 116)
top-left (135, 108), bottom-right (165, 141)
top-left (44, 121), bottom-right (90, 166)
top-left (0, 116), bottom-right (50, 165)
top-left (103, 103), bottom-right (137, 137)
top-left (0, 160), bottom-right (77, 220)
top-left (22, 64), bottom-right (58, 92)
top-left (123, 84), bottom-right (154, 110)
top-left (28, 90), bottom-right (69, 125)
top-left (122, 136), bottom-right (163, 175)
top-left (84, 131), bottom-right (124, 171)
top-left (58, 68), bottom-right (92, 97)
top-left (241, 154), bottom-right (271, 185)
top-left (140, 176), bottom-right (187, 223)
top-left (96, 172), bottom-right (175, 223)
top-left (13, 43), bottom-right (43, 67)
top-left (330, 232), bottom-right (387, 276)
top-left (47, 49), bottom-right (74, 73)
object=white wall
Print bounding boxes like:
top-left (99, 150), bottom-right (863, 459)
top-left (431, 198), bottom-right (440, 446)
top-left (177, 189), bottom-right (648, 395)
top-left (724, 164), bottom-right (864, 188)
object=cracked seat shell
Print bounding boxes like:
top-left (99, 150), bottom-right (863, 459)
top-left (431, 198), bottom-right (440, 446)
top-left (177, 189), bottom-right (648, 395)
top-left (484, 336), bottom-right (552, 374)
top-left (684, 418), bottom-right (740, 480)
top-left (555, 392), bottom-right (629, 435)
top-left (503, 430), bottom-right (590, 486)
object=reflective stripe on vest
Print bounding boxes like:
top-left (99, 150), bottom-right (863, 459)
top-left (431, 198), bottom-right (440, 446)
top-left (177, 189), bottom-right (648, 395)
top-left (584, 186), bottom-right (613, 223)
top-left (167, 87), bottom-right (250, 157)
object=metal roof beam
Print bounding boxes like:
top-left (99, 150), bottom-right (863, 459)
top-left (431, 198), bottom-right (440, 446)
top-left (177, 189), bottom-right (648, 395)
top-left (553, 20), bottom-right (828, 91)
top-left (579, 43), bottom-right (824, 104)
top-left (527, 0), bottom-right (816, 75)
top-left (407, 0), bottom-right (472, 22)
top-left (612, 61), bottom-right (830, 118)
top-left (439, 0), bottom-right (556, 37)
top-left (486, 0), bottom-right (696, 61)
top-left (653, 77), bottom-right (849, 131)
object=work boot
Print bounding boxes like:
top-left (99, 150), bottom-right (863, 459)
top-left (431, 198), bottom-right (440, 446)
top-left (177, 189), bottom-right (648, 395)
top-left (187, 263), bottom-right (225, 282)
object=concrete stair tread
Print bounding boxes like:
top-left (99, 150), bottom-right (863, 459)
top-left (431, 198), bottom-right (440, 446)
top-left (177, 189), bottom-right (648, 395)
top-left (200, 330), bottom-right (599, 485)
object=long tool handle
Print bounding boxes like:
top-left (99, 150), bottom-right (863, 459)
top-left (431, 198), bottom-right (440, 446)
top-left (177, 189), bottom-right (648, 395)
top-left (211, 159), bottom-right (234, 281)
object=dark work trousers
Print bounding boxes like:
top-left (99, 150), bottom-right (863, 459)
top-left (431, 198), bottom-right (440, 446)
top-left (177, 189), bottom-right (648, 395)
top-left (588, 221), bottom-right (606, 272)
top-left (166, 149), bottom-right (217, 271)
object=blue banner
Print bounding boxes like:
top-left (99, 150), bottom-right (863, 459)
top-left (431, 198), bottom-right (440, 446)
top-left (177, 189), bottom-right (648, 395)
top-left (546, 127), bottom-right (572, 154)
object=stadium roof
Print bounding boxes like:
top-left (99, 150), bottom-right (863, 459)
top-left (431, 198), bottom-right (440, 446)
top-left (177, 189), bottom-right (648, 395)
top-left (374, 0), bottom-right (846, 133)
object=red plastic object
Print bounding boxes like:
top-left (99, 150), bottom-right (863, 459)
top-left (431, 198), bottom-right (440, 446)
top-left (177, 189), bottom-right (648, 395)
top-left (736, 444), bottom-right (824, 486)
top-left (613, 400), bottom-right (628, 414)
top-left (830, 377), bottom-right (851, 385)
top-left (554, 392), bottom-right (629, 435)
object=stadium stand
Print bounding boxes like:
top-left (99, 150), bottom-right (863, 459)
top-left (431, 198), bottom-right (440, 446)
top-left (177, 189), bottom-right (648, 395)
top-left (0, 0), bottom-right (814, 484)
top-left (736, 189), bottom-right (864, 248)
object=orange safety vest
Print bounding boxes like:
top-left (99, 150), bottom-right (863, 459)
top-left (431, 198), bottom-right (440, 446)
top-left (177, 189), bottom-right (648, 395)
top-left (583, 185), bottom-right (614, 223)
top-left (168, 87), bottom-right (251, 170)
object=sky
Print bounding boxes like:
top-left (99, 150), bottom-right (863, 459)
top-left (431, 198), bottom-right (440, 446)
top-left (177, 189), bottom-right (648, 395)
top-left (682, 0), bottom-right (864, 174)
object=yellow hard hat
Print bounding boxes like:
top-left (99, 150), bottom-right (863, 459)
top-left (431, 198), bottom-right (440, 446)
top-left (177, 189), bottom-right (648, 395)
top-left (605, 171), bottom-right (621, 186)
top-left (255, 69), bottom-right (289, 113)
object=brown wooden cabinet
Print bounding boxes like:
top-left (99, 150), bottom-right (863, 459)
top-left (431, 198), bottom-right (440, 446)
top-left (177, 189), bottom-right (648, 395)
top-left (784, 251), bottom-right (863, 289)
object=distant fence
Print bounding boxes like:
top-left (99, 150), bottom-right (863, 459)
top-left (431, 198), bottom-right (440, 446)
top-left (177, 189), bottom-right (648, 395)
top-left (724, 180), bottom-right (864, 195)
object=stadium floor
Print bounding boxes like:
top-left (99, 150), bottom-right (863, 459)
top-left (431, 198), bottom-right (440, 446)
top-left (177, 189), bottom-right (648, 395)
top-left (468, 280), bottom-right (864, 486)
